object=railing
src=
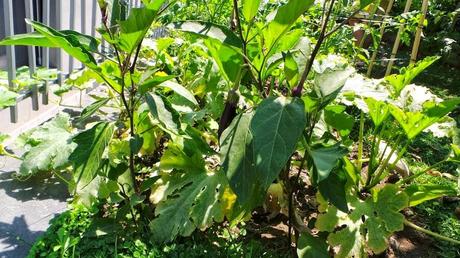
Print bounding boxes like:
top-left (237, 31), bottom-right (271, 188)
top-left (0, 0), bottom-right (143, 123)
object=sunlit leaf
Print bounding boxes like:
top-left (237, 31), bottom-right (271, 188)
top-left (146, 92), bottom-right (181, 134)
top-left (385, 56), bottom-right (439, 97)
top-left (389, 98), bottom-right (460, 140)
top-left (149, 169), bottom-right (232, 243)
top-left (70, 122), bottom-right (115, 190)
top-left (297, 232), bottom-right (329, 258)
top-left (19, 113), bottom-right (76, 176)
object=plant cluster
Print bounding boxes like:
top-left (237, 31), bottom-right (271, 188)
top-left (0, 0), bottom-right (459, 257)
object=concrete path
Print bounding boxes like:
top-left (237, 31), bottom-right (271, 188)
top-left (0, 89), bottom-right (95, 257)
top-left (0, 154), bottom-right (69, 258)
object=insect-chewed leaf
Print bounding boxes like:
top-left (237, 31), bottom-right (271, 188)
top-left (316, 184), bottom-right (409, 257)
top-left (364, 97), bottom-right (390, 127)
top-left (149, 169), bottom-right (233, 243)
top-left (19, 113), bottom-right (76, 176)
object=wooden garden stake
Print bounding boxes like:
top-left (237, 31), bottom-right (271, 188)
top-left (410, 0), bottom-right (429, 64)
top-left (385, 0), bottom-right (413, 75)
top-left (366, 0), bottom-right (395, 77)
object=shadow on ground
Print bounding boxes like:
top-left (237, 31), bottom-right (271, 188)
top-left (0, 216), bottom-right (44, 258)
top-left (0, 171), bottom-right (68, 203)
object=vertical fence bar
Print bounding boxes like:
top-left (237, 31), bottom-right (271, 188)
top-left (56, 0), bottom-right (64, 85)
top-left (69, 0), bottom-right (76, 72)
top-left (4, 0), bottom-right (18, 123)
top-left (42, 0), bottom-right (50, 104)
top-left (91, 0), bottom-right (97, 37)
top-left (25, 0), bottom-right (40, 111)
top-left (81, 0), bottom-right (87, 70)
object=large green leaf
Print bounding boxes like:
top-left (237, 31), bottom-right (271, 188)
top-left (220, 113), bottom-right (259, 215)
top-left (170, 21), bottom-right (242, 48)
top-left (314, 65), bottom-right (354, 100)
top-left (404, 184), bottom-right (457, 207)
top-left (149, 169), bottom-right (232, 243)
top-left (19, 113), bottom-right (76, 176)
top-left (0, 30), bottom-right (99, 53)
top-left (324, 105), bottom-right (354, 137)
top-left (385, 56), bottom-right (439, 97)
top-left (70, 122), bottom-right (115, 189)
top-left (242, 0), bottom-right (262, 22)
top-left (0, 86), bottom-right (18, 109)
top-left (77, 98), bottom-right (110, 124)
top-left (318, 167), bottom-right (348, 212)
top-left (145, 92), bottom-right (181, 134)
top-left (364, 97), bottom-right (390, 127)
top-left (160, 144), bottom-right (205, 172)
top-left (250, 96), bottom-right (306, 193)
top-left (18, 20), bottom-right (98, 70)
top-left (262, 0), bottom-right (314, 53)
top-left (117, 0), bottom-right (166, 53)
top-left (284, 51), bottom-right (300, 87)
top-left (138, 75), bottom-right (176, 94)
top-left (159, 80), bottom-right (198, 106)
top-left (297, 232), bottom-right (329, 258)
top-left (309, 144), bottom-right (348, 183)
top-left (204, 38), bottom-right (244, 82)
top-left (389, 98), bottom-right (460, 140)
top-left (316, 185), bottom-right (409, 257)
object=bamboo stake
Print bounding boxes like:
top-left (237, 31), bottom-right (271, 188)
top-left (385, 0), bottom-right (413, 76)
top-left (366, 0), bottom-right (395, 77)
top-left (410, 0), bottom-right (429, 64)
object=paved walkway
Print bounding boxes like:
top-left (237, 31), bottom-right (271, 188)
top-left (0, 153), bottom-right (68, 258)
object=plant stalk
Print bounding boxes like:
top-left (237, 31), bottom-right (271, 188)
top-left (292, 0), bottom-right (336, 97)
top-left (404, 219), bottom-right (460, 245)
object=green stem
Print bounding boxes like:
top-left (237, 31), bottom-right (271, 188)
top-left (404, 219), bottom-right (460, 245)
top-left (53, 171), bottom-right (71, 185)
top-left (357, 111), bottom-right (365, 172)
top-left (369, 135), bottom-right (403, 187)
top-left (2, 151), bottom-right (22, 160)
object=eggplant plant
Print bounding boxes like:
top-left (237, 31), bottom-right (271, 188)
top-left (0, 0), bottom-right (459, 256)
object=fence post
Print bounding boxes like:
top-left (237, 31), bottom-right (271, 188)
top-left (25, 0), bottom-right (39, 111)
top-left (4, 0), bottom-right (18, 123)
top-left (42, 0), bottom-right (50, 105)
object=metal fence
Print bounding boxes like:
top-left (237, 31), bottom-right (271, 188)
top-left (0, 0), bottom-right (143, 123)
